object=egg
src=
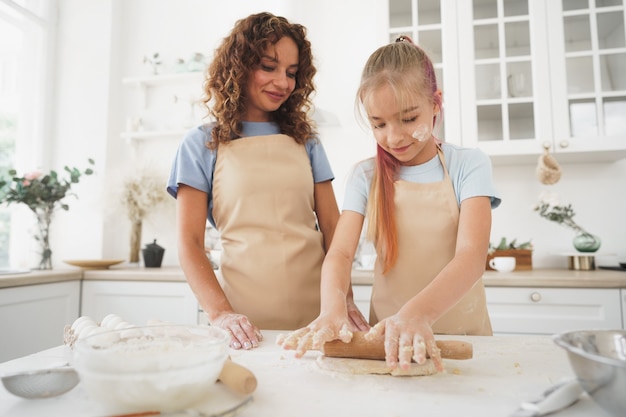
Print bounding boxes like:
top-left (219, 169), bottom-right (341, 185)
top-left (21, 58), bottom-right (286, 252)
top-left (77, 324), bottom-right (99, 339)
top-left (71, 316), bottom-right (96, 331)
top-left (72, 317), bottom-right (98, 334)
top-left (101, 314), bottom-right (125, 329)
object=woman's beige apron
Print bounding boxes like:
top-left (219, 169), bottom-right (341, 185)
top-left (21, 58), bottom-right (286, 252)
top-left (369, 149), bottom-right (492, 335)
top-left (212, 134), bottom-right (325, 330)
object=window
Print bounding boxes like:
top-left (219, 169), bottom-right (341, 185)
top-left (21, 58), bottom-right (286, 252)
top-left (0, 0), bottom-right (55, 269)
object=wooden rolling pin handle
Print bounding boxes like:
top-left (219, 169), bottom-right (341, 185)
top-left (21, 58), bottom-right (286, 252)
top-left (218, 358), bottom-right (257, 395)
top-left (322, 332), bottom-right (473, 360)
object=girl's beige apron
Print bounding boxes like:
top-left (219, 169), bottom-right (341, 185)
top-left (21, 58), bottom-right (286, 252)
top-left (370, 149), bottom-right (492, 335)
top-left (212, 134), bottom-right (324, 330)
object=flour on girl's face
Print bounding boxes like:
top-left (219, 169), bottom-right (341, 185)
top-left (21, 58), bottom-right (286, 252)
top-left (411, 124), bottom-right (430, 142)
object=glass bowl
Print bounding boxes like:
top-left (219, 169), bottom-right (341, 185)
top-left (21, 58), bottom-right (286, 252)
top-left (73, 324), bottom-right (229, 414)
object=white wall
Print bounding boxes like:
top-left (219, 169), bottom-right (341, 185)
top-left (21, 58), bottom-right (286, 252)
top-left (47, 0), bottom-right (626, 270)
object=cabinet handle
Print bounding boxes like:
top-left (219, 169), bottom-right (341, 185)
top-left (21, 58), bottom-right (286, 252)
top-left (530, 292), bottom-right (542, 302)
top-left (559, 140), bottom-right (569, 149)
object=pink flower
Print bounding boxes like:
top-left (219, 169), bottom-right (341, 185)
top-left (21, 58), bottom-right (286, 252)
top-left (24, 170), bottom-right (43, 181)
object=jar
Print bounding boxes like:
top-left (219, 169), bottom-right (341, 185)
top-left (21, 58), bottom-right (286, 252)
top-left (142, 239), bottom-right (165, 268)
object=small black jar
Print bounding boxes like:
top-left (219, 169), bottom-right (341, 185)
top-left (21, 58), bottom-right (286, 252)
top-left (142, 239), bottom-right (165, 268)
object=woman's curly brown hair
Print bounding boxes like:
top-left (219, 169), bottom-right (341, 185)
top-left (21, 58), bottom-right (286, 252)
top-left (203, 12), bottom-right (317, 149)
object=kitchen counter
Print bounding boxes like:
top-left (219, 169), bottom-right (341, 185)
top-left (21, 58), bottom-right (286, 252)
top-left (1, 265), bottom-right (625, 289)
top-left (0, 269), bottom-right (82, 289)
top-left (0, 265), bottom-right (186, 289)
top-left (354, 268), bottom-right (626, 287)
top-left (0, 331), bottom-right (611, 417)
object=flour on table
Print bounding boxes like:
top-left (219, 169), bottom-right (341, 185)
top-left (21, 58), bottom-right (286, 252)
top-left (316, 356), bottom-right (438, 377)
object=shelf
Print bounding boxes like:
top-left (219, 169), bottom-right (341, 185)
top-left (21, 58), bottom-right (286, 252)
top-left (488, 148), bottom-right (626, 166)
top-left (121, 72), bottom-right (203, 88)
top-left (121, 129), bottom-right (187, 143)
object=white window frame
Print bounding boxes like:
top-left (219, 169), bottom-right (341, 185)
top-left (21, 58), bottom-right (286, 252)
top-left (0, 0), bottom-right (57, 269)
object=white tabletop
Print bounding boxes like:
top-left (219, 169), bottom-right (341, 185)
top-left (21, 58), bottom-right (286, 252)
top-left (0, 331), bottom-right (613, 417)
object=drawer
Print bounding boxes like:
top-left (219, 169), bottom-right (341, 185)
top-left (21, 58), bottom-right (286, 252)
top-left (486, 287), bottom-right (623, 335)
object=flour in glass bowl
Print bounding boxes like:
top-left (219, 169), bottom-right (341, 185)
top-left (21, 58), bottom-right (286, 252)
top-left (73, 324), bottom-right (229, 413)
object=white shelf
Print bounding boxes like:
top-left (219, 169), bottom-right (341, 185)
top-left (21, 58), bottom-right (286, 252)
top-left (121, 129), bottom-right (187, 142)
top-left (121, 72), bottom-right (203, 87)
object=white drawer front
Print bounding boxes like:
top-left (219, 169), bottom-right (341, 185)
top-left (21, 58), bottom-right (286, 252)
top-left (486, 287), bottom-right (623, 335)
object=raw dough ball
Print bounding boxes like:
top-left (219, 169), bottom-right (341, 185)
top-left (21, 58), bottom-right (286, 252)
top-left (316, 355), bottom-right (438, 377)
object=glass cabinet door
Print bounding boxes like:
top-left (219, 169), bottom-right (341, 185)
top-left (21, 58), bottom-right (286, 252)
top-left (555, 0), bottom-right (626, 141)
top-left (472, 0), bottom-right (536, 144)
top-left (388, 0), bottom-right (448, 140)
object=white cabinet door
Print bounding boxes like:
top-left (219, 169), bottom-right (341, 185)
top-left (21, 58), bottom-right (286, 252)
top-left (388, 0), bottom-right (626, 163)
top-left (486, 287), bottom-right (622, 335)
top-left (0, 280), bottom-right (80, 362)
top-left (81, 280), bottom-right (198, 326)
top-left (546, 1), bottom-right (626, 155)
top-left (352, 284), bottom-right (373, 323)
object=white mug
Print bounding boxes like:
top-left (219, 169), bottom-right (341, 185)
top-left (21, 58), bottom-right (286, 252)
top-left (489, 256), bottom-right (516, 272)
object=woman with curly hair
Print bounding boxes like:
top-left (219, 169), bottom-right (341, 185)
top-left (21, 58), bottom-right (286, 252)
top-left (167, 12), bottom-right (362, 350)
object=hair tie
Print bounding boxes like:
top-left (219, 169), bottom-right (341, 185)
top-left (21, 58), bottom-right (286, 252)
top-left (395, 35), bottom-right (414, 44)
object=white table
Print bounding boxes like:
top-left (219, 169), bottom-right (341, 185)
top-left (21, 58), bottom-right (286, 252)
top-left (0, 331), bottom-right (613, 417)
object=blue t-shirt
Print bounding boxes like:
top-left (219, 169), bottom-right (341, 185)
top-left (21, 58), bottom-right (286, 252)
top-left (167, 121), bottom-right (334, 227)
top-left (343, 142), bottom-right (501, 215)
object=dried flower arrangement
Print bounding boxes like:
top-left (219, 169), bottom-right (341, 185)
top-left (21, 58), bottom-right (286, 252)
top-left (121, 171), bottom-right (167, 262)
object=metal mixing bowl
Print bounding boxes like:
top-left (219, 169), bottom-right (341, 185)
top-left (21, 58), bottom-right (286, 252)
top-left (553, 330), bottom-right (626, 416)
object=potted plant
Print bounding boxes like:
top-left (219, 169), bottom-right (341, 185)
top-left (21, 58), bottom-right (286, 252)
top-left (486, 237), bottom-right (533, 271)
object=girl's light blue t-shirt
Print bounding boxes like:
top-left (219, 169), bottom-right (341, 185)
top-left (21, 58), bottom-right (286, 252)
top-left (343, 142), bottom-right (502, 215)
top-left (167, 121), bottom-right (334, 227)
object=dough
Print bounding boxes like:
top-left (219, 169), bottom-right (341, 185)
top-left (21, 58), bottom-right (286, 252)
top-left (316, 355), bottom-right (438, 377)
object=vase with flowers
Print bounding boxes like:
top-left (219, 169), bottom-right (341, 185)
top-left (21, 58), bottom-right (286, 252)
top-left (0, 160), bottom-right (95, 269)
top-left (533, 192), bottom-right (601, 253)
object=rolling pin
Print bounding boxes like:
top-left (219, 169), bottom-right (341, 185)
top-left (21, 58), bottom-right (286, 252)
top-left (218, 358), bottom-right (257, 395)
top-left (322, 331), bottom-right (473, 360)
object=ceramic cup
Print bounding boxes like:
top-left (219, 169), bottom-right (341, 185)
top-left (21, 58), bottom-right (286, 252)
top-left (489, 256), bottom-right (516, 272)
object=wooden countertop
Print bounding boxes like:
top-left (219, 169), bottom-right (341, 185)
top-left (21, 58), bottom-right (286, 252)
top-left (0, 269), bottom-right (82, 289)
top-left (1, 265), bottom-right (625, 289)
top-left (353, 268), bottom-right (626, 288)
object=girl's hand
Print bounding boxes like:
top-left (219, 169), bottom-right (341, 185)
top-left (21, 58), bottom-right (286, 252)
top-left (277, 314), bottom-right (354, 358)
top-left (212, 313), bottom-right (263, 350)
top-left (365, 315), bottom-right (443, 372)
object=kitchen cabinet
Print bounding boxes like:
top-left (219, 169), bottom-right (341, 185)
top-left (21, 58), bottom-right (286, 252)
top-left (0, 280), bottom-right (80, 362)
top-left (485, 286), bottom-right (623, 335)
top-left (121, 72), bottom-right (204, 143)
top-left (388, 0), bottom-right (626, 163)
top-left (81, 280), bottom-right (199, 326)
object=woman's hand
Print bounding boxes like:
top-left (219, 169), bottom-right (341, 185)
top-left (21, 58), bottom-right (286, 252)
top-left (365, 314), bottom-right (443, 372)
top-left (346, 297), bottom-right (370, 331)
top-left (212, 312), bottom-right (263, 350)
